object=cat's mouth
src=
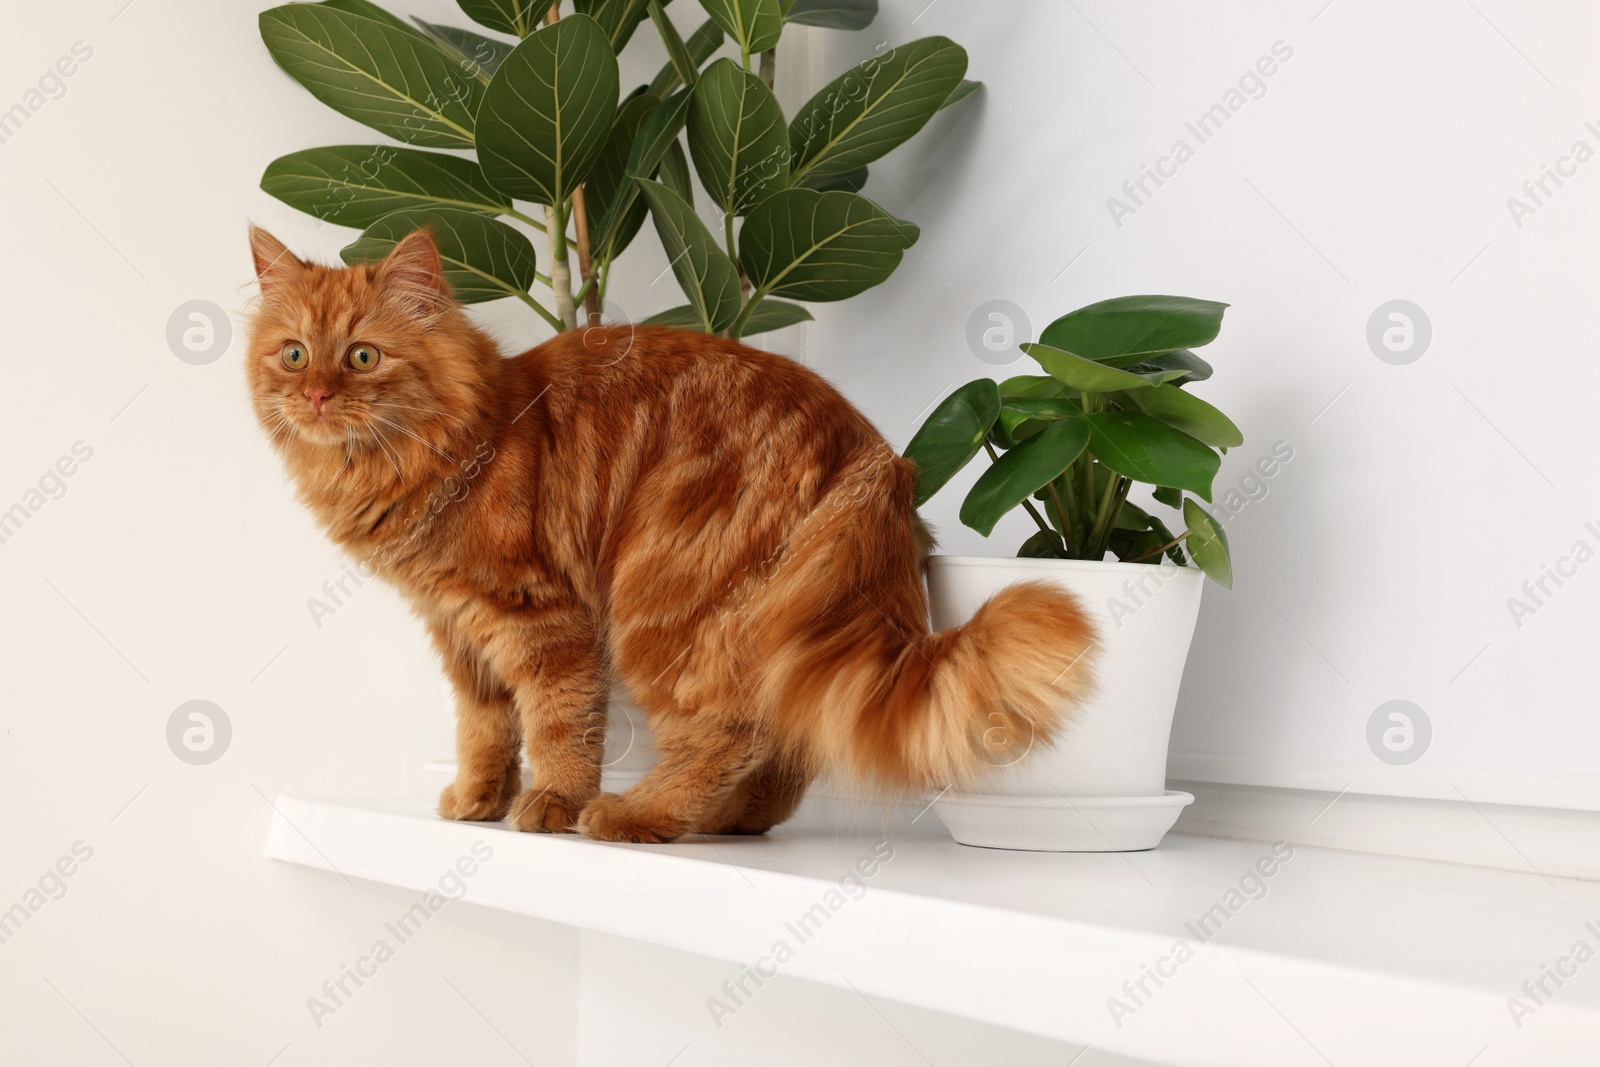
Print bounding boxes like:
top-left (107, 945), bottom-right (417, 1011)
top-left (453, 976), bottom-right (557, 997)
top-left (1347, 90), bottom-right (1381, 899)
top-left (278, 399), bottom-right (361, 446)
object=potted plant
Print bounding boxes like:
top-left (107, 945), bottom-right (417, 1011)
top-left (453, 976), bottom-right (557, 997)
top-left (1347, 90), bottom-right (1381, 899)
top-left (903, 295), bottom-right (1238, 851)
top-left (255, 0), bottom-right (982, 794)
top-left (255, 0), bottom-right (977, 337)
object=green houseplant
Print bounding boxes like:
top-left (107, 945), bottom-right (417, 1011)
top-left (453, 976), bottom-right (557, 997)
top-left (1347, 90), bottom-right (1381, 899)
top-left (905, 294), bottom-right (1239, 587)
top-left (904, 295), bottom-right (1241, 852)
top-left (256, 0), bottom-right (978, 336)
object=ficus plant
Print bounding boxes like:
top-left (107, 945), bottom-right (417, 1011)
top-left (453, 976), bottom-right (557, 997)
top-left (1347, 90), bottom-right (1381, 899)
top-left (256, 0), bottom-right (978, 337)
top-left (904, 296), bottom-right (1239, 587)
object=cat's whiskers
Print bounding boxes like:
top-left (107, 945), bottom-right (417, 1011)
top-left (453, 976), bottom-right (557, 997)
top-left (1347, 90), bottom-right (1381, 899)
top-left (368, 412), bottom-right (453, 461)
top-left (265, 407), bottom-right (298, 443)
top-left (373, 400), bottom-right (466, 427)
top-left (370, 423), bottom-right (406, 485)
top-left (338, 425), bottom-right (355, 475)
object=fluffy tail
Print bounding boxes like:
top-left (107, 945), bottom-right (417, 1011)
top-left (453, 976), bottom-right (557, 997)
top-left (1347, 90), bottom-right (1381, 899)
top-left (750, 452), bottom-right (1098, 791)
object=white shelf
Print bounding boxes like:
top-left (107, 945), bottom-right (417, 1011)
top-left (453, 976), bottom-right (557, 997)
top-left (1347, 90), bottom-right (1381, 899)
top-left (266, 794), bottom-right (1600, 1066)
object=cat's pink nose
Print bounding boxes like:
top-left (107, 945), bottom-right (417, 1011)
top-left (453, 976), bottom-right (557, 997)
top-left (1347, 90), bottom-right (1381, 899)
top-left (304, 387), bottom-right (332, 414)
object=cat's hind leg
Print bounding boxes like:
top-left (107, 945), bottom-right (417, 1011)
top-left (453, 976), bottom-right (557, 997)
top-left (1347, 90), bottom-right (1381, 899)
top-left (693, 752), bottom-right (812, 836)
top-left (577, 712), bottom-right (766, 843)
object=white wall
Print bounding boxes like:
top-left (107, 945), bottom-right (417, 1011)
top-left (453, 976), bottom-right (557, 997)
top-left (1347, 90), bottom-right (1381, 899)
top-left (801, 0), bottom-right (1600, 798)
top-left (2, 0), bottom-right (1593, 1064)
top-left (0, 2), bottom-right (587, 1064)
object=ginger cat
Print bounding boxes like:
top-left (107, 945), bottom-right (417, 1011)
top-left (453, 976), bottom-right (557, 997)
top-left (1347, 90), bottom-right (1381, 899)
top-left (245, 225), bottom-right (1096, 842)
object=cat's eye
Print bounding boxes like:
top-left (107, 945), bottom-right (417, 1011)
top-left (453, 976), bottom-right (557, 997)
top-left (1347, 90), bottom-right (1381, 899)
top-left (280, 342), bottom-right (308, 370)
top-left (347, 344), bottom-right (382, 372)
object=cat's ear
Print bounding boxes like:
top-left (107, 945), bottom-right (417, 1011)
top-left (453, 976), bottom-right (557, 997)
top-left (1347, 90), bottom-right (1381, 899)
top-left (248, 225), bottom-right (305, 293)
top-left (378, 228), bottom-right (447, 322)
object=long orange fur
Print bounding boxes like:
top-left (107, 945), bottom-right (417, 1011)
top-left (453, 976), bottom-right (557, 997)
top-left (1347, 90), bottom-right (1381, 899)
top-left (245, 226), bottom-right (1098, 842)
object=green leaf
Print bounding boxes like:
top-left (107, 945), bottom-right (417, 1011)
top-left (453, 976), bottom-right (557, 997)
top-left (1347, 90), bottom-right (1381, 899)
top-left (648, 16), bottom-right (723, 96)
top-left (688, 59), bottom-right (790, 215)
top-left (1183, 498), bottom-right (1232, 588)
top-left (593, 89), bottom-right (692, 254)
top-left (785, 0), bottom-right (876, 29)
top-left (261, 145), bottom-right (509, 229)
top-left (658, 138), bottom-right (695, 205)
top-left (1039, 295), bottom-right (1229, 364)
top-left (1109, 527), bottom-right (1163, 564)
top-left (646, 298), bottom-right (811, 332)
top-left (1113, 499), bottom-right (1153, 531)
top-left (574, 0), bottom-right (653, 50)
top-left (1018, 529), bottom-right (1067, 559)
top-left (798, 165), bottom-right (868, 193)
top-left (259, 4), bottom-right (483, 149)
top-left (1146, 513), bottom-right (1188, 566)
top-left (476, 14), bottom-right (619, 206)
top-left (740, 298), bottom-right (813, 333)
top-left (456, 0), bottom-right (540, 36)
top-left (641, 304), bottom-right (704, 327)
top-left (960, 417), bottom-right (1091, 537)
top-left (788, 36), bottom-right (967, 183)
top-left (740, 188), bottom-right (917, 301)
top-left (1084, 411), bottom-right (1220, 501)
top-left (635, 179), bottom-right (743, 332)
top-left (1121, 384), bottom-right (1243, 448)
top-left (998, 396), bottom-right (1080, 441)
top-left (697, 0), bottom-right (783, 56)
top-left (998, 374), bottom-right (1069, 401)
top-left (1123, 348), bottom-right (1213, 384)
top-left (903, 379), bottom-right (999, 508)
top-left (341, 208), bottom-right (537, 304)
top-left (584, 93), bottom-right (661, 259)
top-left (320, 0), bottom-right (420, 34)
top-left (1151, 485), bottom-right (1182, 509)
top-left (1023, 342), bottom-right (1157, 393)
top-left (938, 78), bottom-right (980, 110)
top-left (412, 18), bottom-right (513, 77)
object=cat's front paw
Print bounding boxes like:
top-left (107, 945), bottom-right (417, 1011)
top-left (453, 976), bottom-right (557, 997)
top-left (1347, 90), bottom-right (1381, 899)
top-left (577, 793), bottom-right (683, 843)
top-left (507, 788), bottom-right (584, 833)
top-left (438, 780), bottom-right (512, 822)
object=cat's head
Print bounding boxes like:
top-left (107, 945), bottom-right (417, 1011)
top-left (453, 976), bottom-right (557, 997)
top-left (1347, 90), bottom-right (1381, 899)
top-left (245, 225), bottom-right (492, 460)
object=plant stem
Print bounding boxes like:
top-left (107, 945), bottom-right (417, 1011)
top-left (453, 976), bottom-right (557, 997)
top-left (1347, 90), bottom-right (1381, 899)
top-left (516, 290), bottom-right (565, 332)
top-left (570, 184), bottom-right (600, 326)
top-left (727, 283), bottom-right (769, 337)
top-left (545, 199), bottom-right (576, 329)
top-left (1058, 470), bottom-right (1078, 537)
top-left (1020, 498), bottom-right (1054, 538)
top-left (1080, 460), bottom-right (1095, 552)
top-left (758, 47), bottom-right (776, 89)
top-left (573, 273), bottom-right (596, 307)
top-left (507, 208), bottom-right (548, 233)
top-left (1045, 480), bottom-right (1075, 555)
top-left (1085, 469), bottom-right (1119, 561)
top-left (1093, 477), bottom-right (1131, 560)
top-left (1125, 530), bottom-right (1190, 564)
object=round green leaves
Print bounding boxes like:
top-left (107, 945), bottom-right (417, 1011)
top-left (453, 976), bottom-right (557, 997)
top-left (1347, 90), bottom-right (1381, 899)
top-left (476, 14), bottom-right (620, 207)
top-left (341, 208), bottom-right (538, 304)
top-left (740, 189), bottom-right (918, 302)
top-left (688, 59), bottom-right (789, 214)
top-left (903, 380), bottom-right (1000, 508)
top-left (260, 4), bottom-right (484, 149)
top-left (261, 146), bottom-right (509, 228)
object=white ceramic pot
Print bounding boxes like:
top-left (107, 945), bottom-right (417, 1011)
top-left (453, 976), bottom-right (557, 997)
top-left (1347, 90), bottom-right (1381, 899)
top-left (925, 554), bottom-right (1204, 851)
